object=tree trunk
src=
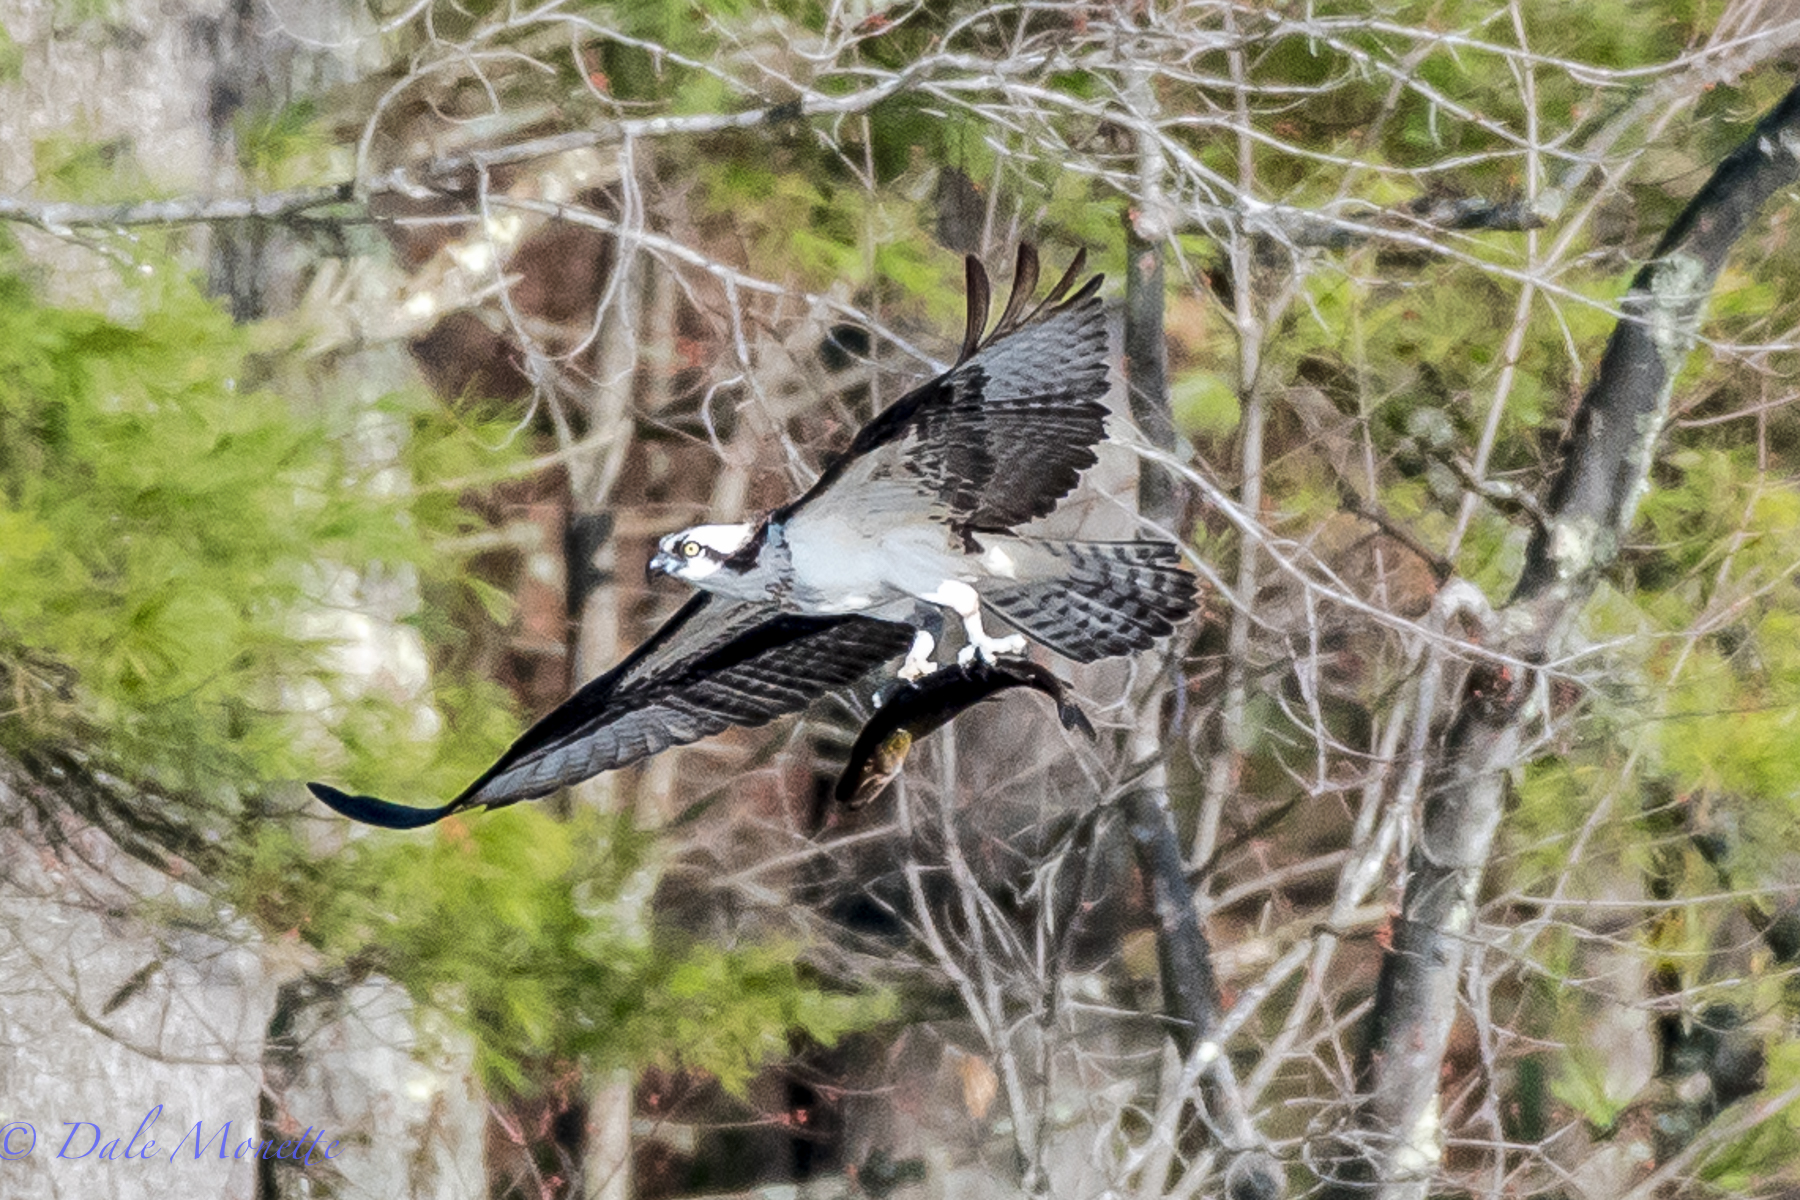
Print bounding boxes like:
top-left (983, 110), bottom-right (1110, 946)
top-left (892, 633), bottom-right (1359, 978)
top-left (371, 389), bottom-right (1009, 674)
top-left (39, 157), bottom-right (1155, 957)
top-left (1331, 78), bottom-right (1800, 1199)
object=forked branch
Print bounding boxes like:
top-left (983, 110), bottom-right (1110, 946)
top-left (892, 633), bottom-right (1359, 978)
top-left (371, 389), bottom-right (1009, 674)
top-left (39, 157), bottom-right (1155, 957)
top-left (1328, 77), bottom-right (1800, 1199)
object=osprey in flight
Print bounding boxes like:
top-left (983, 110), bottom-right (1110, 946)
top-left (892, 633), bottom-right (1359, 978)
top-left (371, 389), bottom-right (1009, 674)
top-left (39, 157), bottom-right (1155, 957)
top-left (309, 245), bottom-right (1194, 829)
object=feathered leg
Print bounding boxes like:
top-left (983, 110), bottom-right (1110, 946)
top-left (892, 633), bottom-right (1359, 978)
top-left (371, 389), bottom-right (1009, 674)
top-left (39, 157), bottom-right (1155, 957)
top-left (918, 579), bottom-right (1028, 665)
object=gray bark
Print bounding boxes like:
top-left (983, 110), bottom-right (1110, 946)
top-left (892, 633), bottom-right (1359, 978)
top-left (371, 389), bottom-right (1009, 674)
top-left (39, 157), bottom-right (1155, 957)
top-left (0, 769), bottom-right (488, 1200)
top-left (0, 6), bottom-right (491, 1197)
top-left (1121, 230), bottom-right (1282, 1199)
top-left (1331, 77), bottom-right (1800, 1198)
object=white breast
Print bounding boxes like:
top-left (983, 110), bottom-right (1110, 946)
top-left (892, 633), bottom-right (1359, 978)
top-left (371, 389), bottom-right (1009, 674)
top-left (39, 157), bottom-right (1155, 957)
top-left (784, 482), bottom-right (964, 614)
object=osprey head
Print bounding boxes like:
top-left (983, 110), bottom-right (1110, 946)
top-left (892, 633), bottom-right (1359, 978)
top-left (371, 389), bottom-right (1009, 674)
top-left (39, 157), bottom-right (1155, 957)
top-left (648, 522), bottom-right (755, 585)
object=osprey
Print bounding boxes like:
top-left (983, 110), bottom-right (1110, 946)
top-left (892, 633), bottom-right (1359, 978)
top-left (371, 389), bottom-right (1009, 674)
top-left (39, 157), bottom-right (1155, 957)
top-left (308, 245), bottom-right (1194, 829)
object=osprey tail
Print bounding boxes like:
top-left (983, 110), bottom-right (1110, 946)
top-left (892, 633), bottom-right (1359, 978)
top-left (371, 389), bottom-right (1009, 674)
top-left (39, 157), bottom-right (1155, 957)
top-left (982, 539), bottom-right (1196, 663)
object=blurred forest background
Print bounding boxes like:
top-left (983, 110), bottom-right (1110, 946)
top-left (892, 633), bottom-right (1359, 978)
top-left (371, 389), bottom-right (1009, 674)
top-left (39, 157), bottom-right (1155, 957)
top-left (2, 0), bottom-right (1800, 1198)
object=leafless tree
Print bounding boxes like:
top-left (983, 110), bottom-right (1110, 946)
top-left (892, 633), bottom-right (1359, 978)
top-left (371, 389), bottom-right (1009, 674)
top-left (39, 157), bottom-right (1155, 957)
top-left (7, 2), bottom-right (1800, 1198)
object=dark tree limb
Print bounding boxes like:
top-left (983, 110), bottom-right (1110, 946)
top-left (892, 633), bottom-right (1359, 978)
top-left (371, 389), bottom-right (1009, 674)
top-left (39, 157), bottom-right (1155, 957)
top-left (1244, 192), bottom-right (1544, 255)
top-left (1120, 790), bottom-right (1221, 1053)
top-left (1119, 789), bottom-right (1282, 1199)
top-left (1125, 225), bottom-right (1178, 520)
top-left (1519, 80), bottom-right (1800, 604)
top-left (1122, 221), bottom-right (1282, 1199)
top-left (1330, 77), bottom-right (1800, 1199)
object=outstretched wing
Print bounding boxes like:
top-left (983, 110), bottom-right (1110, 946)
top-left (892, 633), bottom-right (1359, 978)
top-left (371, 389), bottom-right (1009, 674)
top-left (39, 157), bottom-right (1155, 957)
top-left (308, 594), bottom-right (914, 826)
top-left (792, 245), bottom-right (1110, 538)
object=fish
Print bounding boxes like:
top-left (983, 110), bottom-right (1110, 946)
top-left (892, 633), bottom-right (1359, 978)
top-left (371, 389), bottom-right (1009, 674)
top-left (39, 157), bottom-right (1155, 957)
top-left (833, 659), bottom-right (1095, 808)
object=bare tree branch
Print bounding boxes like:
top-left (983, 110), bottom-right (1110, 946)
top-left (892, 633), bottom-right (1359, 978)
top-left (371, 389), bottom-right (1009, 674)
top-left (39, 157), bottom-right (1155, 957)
top-left (1330, 76), bottom-right (1800, 1200)
top-left (0, 184), bottom-right (356, 231)
top-left (1119, 76), bottom-right (1281, 1190)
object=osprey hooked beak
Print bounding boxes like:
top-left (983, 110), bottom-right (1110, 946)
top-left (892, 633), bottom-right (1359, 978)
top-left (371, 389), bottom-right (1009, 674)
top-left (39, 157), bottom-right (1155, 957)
top-left (646, 539), bottom-right (695, 584)
top-left (646, 545), bottom-right (679, 584)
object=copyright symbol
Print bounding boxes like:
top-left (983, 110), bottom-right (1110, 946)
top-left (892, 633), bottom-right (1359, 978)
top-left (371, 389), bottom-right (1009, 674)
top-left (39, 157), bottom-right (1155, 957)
top-left (0, 1121), bottom-right (35, 1158)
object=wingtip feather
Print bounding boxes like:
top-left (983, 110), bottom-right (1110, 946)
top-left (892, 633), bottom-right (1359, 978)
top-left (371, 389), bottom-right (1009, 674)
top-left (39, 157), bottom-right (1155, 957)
top-left (1025, 247), bottom-right (1091, 323)
top-left (966, 245), bottom-right (1103, 354)
top-left (959, 255), bottom-right (990, 366)
top-left (991, 243), bottom-right (1041, 339)
top-left (306, 781), bottom-right (456, 830)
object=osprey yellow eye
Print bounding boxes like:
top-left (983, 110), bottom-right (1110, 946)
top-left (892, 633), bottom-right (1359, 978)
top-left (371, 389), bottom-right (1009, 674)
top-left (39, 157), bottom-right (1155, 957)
top-left (680, 540), bottom-right (701, 558)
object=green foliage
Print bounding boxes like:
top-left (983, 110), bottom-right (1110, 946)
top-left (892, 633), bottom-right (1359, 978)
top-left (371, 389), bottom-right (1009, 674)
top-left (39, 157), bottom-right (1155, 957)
top-left (0, 253), bottom-right (518, 813)
top-left (0, 251), bottom-right (899, 1097)
top-left (691, 158), bottom-right (859, 289)
top-left (1550, 1044), bottom-right (1631, 1131)
top-left (49, 0), bottom-right (119, 27)
top-left (1698, 1040), bottom-right (1800, 1192)
top-left (1171, 370), bottom-right (1240, 439)
top-left (32, 131), bottom-right (150, 203)
top-left (686, 151), bottom-right (968, 327)
top-left (1509, 759), bottom-right (1610, 895)
top-left (235, 100), bottom-right (337, 190)
top-left (1619, 451), bottom-right (1800, 882)
top-left (226, 808), bottom-right (893, 1097)
top-left (0, 21), bottom-right (23, 83)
